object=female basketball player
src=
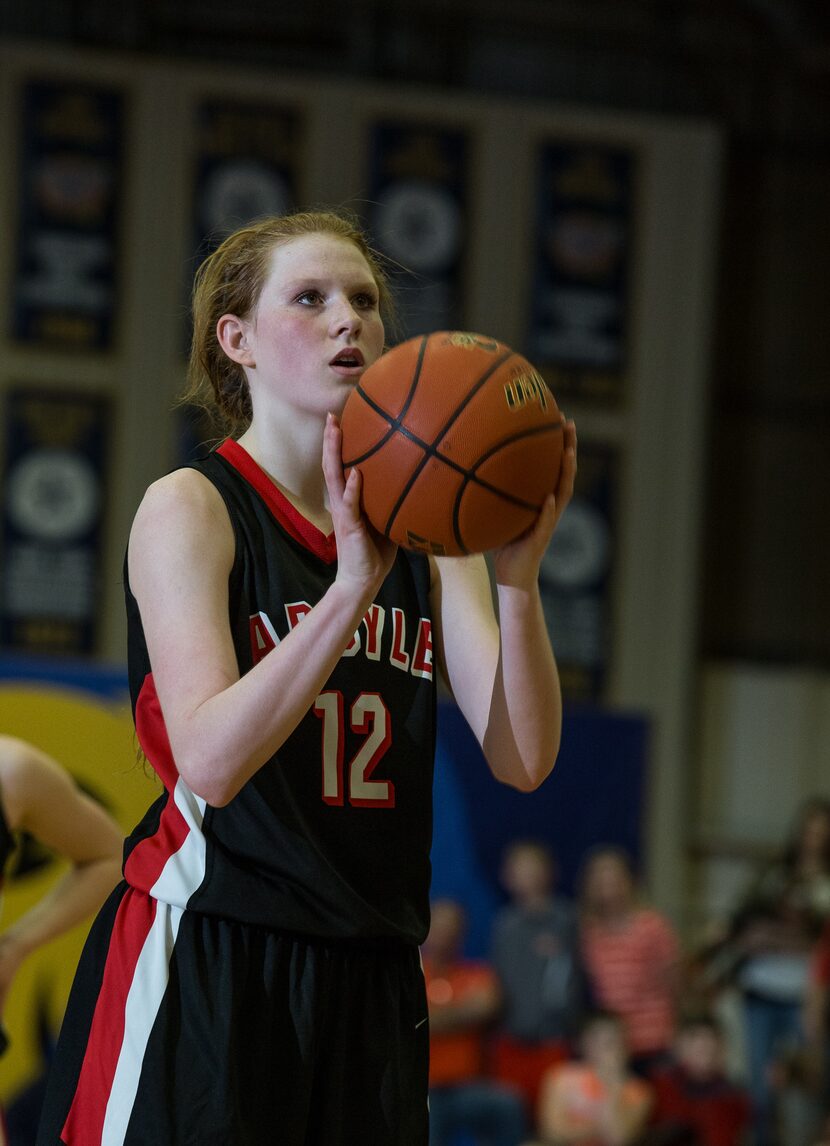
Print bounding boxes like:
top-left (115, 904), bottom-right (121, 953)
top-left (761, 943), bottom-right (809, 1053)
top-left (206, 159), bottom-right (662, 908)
top-left (0, 735), bottom-right (123, 1047)
top-left (38, 210), bottom-right (576, 1146)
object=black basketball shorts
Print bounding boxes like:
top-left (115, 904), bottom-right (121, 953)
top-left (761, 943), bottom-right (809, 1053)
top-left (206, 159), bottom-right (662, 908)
top-left (37, 883), bottom-right (430, 1145)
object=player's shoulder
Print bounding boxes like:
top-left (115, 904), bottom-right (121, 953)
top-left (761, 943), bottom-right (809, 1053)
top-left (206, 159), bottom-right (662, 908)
top-left (132, 466), bottom-right (231, 543)
top-left (128, 466), bottom-right (236, 589)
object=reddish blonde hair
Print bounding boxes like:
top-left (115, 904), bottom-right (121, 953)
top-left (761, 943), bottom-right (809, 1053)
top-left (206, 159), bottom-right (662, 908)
top-left (184, 210), bottom-right (395, 435)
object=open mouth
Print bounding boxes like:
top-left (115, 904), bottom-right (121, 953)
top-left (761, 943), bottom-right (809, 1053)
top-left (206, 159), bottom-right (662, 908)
top-left (329, 348), bottom-right (365, 370)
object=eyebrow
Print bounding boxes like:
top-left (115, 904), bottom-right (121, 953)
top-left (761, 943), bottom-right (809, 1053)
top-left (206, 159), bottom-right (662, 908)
top-left (281, 276), bottom-right (378, 293)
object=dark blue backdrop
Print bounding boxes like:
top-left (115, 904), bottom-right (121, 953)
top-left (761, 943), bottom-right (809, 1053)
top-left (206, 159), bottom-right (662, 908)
top-left (432, 697), bottom-right (649, 957)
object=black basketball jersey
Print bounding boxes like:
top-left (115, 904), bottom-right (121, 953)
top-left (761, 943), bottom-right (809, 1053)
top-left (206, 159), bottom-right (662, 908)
top-left (122, 438), bottom-right (436, 945)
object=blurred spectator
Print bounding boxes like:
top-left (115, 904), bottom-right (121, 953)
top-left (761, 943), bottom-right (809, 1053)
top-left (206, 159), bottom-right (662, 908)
top-left (490, 840), bottom-right (588, 1115)
top-left (423, 898), bottom-right (527, 1146)
top-left (722, 798), bottom-right (830, 1145)
top-left (578, 847), bottom-right (682, 1076)
top-left (535, 1008), bottom-right (652, 1145)
top-left (803, 920), bottom-right (830, 1132)
top-left (649, 1014), bottom-right (750, 1146)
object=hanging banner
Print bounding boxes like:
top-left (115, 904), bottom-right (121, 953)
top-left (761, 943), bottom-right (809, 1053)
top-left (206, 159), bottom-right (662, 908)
top-left (539, 442), bottom-right (618, 702)
top-left (0, 389), bottom-right (111, 655)
top-left (526, 141), bottom-right (635, 405)
top-left (184, 97), bottom-right (303, 355)
top-left (11, 78), bottom-right (126, 350)
top-left (191, 97), bottom-right (302, 265)
top-left (367, 120), bottom-right (468, 339)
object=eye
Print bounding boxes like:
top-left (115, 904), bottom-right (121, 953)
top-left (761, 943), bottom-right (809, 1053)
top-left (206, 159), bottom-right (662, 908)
top-left (353, 291), bottom-right (379, 310)
top-left (295, 289), bottom-right (323, 305)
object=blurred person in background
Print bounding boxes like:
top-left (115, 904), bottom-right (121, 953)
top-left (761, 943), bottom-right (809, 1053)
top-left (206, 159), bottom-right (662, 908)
top-left (0, 735), bottom-right (123, 1044)
top-left (490, 840), bottom-right (589, 1117)
top-left (0, 735), bottom-right (123, 1145)
top-left (423, 898), bottom-right (527, 1146)
top-left (648, 1014), bottom-right (750, 1146)
top-left (578, 847), bottom-right (682, 1078)
top-left (801, 918), bottom-right (830, 1141)
top-left (715, 798), bottom-right (830, 1146)
top-left (534, 1008), bottom-right (652, 1146)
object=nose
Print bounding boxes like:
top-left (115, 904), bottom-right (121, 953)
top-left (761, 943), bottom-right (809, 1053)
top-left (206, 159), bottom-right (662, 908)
top-left (329, 296), bottom-right (362, 339)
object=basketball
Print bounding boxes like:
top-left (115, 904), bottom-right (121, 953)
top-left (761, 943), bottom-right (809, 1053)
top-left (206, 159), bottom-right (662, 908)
top-left (340, 331), bottom-right (564, 556)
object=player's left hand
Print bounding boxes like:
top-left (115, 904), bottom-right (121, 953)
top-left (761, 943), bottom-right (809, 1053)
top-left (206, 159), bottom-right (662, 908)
top-left (492, 419), bottom-right (577, 590)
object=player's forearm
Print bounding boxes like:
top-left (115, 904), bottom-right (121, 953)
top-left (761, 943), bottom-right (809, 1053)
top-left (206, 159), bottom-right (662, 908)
top-left (1, 854), bottom-right (122, 960)
top-left (169, 580), bottom-right (376, 806)
top-left (482, 582), bottom-right (562, 791)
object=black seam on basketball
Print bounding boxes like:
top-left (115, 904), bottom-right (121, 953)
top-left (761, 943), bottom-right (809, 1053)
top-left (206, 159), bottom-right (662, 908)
top-left (383, 349), bottom-right (516, 537)
top-left (468, 419), bottom-right (564, 476)
top-left (453, 421), bottom-right (564, 551)
top-left (341, 337), bottom-right (430, 468)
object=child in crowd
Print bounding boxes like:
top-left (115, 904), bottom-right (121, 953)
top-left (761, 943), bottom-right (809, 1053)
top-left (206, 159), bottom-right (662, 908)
top-left (649, 1015), bottom-right (750, 1146)
top-left (535, 1009), bottom-right (652, 1146)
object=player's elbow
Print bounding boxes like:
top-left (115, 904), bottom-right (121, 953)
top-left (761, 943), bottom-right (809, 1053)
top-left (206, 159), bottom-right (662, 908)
top-left (508, 768), bottom-right (550, 794)
top-left (489, 751), bottom-right (557, 793)
top-left (176, 756), bottom-right (241, 808)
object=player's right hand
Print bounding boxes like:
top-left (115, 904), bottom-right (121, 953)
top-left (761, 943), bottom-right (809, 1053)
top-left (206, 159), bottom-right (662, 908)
top-left (323, 413), bottom-right (398, 600)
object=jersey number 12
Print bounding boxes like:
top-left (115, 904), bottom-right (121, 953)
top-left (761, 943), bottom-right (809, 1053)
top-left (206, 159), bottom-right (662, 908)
top-left (313, 690), bottom-right (394, 808)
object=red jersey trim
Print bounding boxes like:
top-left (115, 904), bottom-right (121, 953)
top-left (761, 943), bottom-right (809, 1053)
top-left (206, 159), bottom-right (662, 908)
top-left (125, 673), bottom-right (190, 891)
top-left (217, 438), bottom-right (338, 564)
top-left (62, 889), bottom-right (158, 1144)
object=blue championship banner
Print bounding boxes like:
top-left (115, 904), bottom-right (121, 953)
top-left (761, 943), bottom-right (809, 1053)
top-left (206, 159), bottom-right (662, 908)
top-left (539, 442), bottom-right (617, 702)
top-left (181, 97), bottom-right (304, 453)
top-left (191, 98), bottom-right (302, 268)
top-left (366, 121), bottom-right (468, 339)
top-left (0, 389), bottom-right (111, 654)
top-left (11, 78), bottom-right (125, 350)
top-left (526, 141), bottom-right (635, 405)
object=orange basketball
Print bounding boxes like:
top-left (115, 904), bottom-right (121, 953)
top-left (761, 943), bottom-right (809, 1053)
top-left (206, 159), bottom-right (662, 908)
top-left (340, 330), bottom-right (564, 556)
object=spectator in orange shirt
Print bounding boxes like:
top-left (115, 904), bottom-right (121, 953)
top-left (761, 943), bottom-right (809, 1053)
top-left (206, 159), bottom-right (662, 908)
top-left (578, 847), bottom-right (681, 1076)
top-left (536, 1009), bottom-right (652, 1145)
top-left (423, 898), bottom-right (526, 1146)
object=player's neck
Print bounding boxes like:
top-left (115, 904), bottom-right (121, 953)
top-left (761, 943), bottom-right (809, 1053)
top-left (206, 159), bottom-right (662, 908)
top-left (237, 413), bottom-right (332, 534)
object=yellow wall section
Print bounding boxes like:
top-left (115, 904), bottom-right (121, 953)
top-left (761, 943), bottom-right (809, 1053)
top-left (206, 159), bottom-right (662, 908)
top-left (0, 686), bottom-right (158, 1105)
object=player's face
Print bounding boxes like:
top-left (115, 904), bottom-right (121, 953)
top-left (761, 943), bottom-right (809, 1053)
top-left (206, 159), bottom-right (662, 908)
top-left (247, 233), bottom-right (385, 416)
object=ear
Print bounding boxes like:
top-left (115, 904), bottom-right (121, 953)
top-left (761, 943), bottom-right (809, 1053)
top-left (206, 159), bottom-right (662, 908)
top-left (216, 313), bottom-right (255, 367)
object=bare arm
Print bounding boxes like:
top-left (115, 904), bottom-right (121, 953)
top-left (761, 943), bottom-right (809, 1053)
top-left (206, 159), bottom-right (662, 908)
top-left (0, 737), bottom-right (124, 1014)
top-left (431, 421), bottom-right (577, 791)
top-left (128, 416), bottom-right (397, 807)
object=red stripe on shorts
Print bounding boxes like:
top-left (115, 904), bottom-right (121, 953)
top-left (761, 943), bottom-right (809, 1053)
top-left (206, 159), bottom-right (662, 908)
top-left (61, 888), bottom-right (157, 1144)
